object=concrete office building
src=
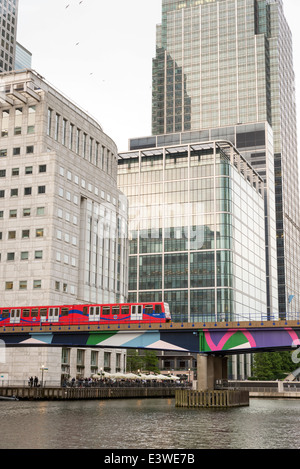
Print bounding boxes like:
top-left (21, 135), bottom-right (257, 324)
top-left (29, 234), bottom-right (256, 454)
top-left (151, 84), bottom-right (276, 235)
top-left (151, 0), bottom-right (300, 316)
top-left (0, 69), bottom-right (128, 307)
top-left (0, 70), bottom-right (128, 383)
top-left (0, 0), bottom-right (18, 72)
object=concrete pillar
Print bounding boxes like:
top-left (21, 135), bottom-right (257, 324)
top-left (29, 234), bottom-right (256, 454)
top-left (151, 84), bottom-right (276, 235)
top-left (197, 354), bottom-right (228, 391)
top-left (197, 354), bottom-right (208, 391)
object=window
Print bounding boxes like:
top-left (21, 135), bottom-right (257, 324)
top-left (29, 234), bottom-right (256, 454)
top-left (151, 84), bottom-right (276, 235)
top-left (35, 250), bottom-right (43, 259)
top-left (0, 170), bottom-right (6, 177)
top-left (33, 280), bottom-right (42, 289)
top-left (21, 252), bottom-right (29, 260)
top-left (12, 168), bottom-right (19, 176)
top-left (31, 308), bottom-right (39, 317)
top-left (0, 190), bottom-right (5, 198)
top-left (7, 252), bottom-right (15, 261)
top-left (22, 230), bottom-right (29, 239)
top-left (5, 281), bottom-right (13, 290)
top-left (36, 228), bottom-right (44, 238)
top-left (26, 145), bottom-right (34, 154)
top-left (8, 231), bottom-right (16, 239)
top-left (1, 110), bottom-right (9, 137)
top-left (14, 107), bottom-right (22, 135)
top-left (55, 113), bottom-right (60, 141)
top-left (69, 123), bottom-right (74, 150)
top-left (13, 147), bottom-right (20, 156)
top-left (37, 207), bottom-right (45, 216)
top-left (25, 166), bottom-right (32, 174)
top-left (10, 188), bottom-right (18, 197)
top-left (102, 307), bottom-right (110, 315)
top-left (0, 149), bottom-right (7, 157)
top-left (24, 187), bottom-right (32, 195)
top-left (39, 165), bottom-right (46, 173)
top-left (23, 208), bottom-right (31, 217)
top-left (47, 108), bottom-right (52, 136)
top-left (112, 306), bottom-right (120, 315)
top-left (38, 185), bottom-right (46, 194)
top-left (62, 119), bottom-right (67, 145)
top-left (55, 281), bottom-right (60, 291)
top-left (9, 209), bottom-right (17, 218)
top-left (19, 281), bottom-right (27, 290)
top-left (28, 106), bottom-right (36, 134)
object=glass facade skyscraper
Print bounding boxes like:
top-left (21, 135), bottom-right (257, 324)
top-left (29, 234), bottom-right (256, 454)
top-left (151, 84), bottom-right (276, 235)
top-left (0, 0), bottom-right (18, 72)
top-left (151, 0), bottom-right (300, 316)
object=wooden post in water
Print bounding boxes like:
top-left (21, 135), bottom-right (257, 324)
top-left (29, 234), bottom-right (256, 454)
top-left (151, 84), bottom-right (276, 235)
top-left (175, 389), bottom-right (249, 408)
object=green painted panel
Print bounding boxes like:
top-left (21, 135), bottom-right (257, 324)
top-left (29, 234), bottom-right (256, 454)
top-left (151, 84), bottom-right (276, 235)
top-left (87, 331), bottom-right (118, 346)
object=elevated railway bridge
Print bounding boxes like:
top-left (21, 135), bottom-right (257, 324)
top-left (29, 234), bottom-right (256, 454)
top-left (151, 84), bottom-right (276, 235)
top-left (1, 315), bottom-right (300, 390)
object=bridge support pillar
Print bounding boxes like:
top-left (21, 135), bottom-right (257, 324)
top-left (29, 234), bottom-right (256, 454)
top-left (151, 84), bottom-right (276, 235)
top-left (197, 354), bottom-right (228, 391)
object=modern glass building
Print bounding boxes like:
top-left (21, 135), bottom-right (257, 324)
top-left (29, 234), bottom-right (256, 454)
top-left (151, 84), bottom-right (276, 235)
top-left (151, 0), bottom-right (300, 316)
top-left (0, 0), bottom-right (18, 72)
top-left (119, 140), bottom-right (266, 323)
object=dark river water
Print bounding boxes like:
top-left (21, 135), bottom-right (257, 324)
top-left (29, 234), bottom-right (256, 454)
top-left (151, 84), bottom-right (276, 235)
top-left (0, 398), bottom-right (299, 450)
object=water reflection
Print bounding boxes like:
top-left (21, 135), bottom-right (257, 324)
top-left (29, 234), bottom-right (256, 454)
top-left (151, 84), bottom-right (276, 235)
top-left (0, 398), bottom-right (300, 449)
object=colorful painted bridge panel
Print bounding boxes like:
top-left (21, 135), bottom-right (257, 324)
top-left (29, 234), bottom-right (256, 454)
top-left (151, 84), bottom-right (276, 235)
top-left (1, 324), bottom-right (300, 354)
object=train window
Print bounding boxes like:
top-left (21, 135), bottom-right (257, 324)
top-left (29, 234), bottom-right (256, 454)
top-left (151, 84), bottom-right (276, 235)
top-left (102, 307), bottom-right (110, 315)
top-left (144, 305), bottom-right (153, 314)
top-left (61, 308), bottom-right (69, 317)
top-left (95, 307), bottom-right (100, 316)
top-left (89, 307), bottom-right (94, 315)
top-left (83, 307), bottom-right (88, 316)
top-left (112, 306), bottom-right (120, 315)
top-left (155, 304), bottom-right (162, 315)
top-left (23, 309), bottom-right (30, 318)
top-left (121, 306), bottom-right (129, 315)
top-left (11, 309), bottom-right (21, 317)
top-left (40, 308), bottom-right (47, 317)
top-left (31, 308), bottom-right (39, 318)
top-left (1, 309), bottom-right (9, 319)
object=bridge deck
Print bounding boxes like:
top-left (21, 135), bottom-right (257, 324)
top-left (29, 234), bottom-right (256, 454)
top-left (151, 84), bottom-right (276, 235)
top-left (0, 319), bottom-right (299, 334)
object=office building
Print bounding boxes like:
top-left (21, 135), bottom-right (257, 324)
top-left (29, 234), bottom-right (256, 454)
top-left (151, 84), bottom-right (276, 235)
top-left (15, 42), bottom-right (32, 70)
top-left (0, 0), bottom-right (18, 72)
top-left (0, 70), bottom-right (128, 307)
top-left (119, 139), bottom-right (266, 323)
top-left (150, 0), bottom-right (299, 316)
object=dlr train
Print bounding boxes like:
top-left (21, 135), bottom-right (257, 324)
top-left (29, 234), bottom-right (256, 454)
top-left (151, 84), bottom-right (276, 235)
top-left (0, 302), bottom-right (171, 328)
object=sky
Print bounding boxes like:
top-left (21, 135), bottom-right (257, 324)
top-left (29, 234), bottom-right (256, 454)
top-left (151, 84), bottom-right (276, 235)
top-left (16, 0), bottom-right (300, 152)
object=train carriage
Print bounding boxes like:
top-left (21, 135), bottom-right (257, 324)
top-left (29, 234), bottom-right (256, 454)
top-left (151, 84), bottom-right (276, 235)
top-left (0, 302), bottom-right (171, 328)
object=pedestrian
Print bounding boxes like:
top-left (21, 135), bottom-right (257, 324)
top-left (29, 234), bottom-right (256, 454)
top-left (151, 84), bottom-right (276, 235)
top-left (34, 376), bottom-right (38, 387)
top-left (30, 376), bottom-right (33, 387)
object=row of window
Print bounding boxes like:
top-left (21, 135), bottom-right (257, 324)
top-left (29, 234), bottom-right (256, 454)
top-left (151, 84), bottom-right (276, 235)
top-left (0, 207), bottom-right (45, 219)
top-left (47, 108), bottom-right (116, 176)
top-left (58, 165), bottom-right (118, 207)
top-left (0, 228), bottom-right (44, 240)
top-left (0, 185), bottom-right (46, 198)
top-left (0, 250), bottom-right (43, 261)
top-left (0, 107), bottom-right (36, 138)
top-left (5, 280), bottom-right (42, 290)
top-left (0, 145), bottom-right (34, 157)
top-left (0, 163), bottom-right (46, 177)
top-left (3, 280), bottom-right (76, 295)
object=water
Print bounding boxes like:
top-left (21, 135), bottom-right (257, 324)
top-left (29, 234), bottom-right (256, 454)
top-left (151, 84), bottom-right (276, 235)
top-left (0, 398), bottom-right (299, 449)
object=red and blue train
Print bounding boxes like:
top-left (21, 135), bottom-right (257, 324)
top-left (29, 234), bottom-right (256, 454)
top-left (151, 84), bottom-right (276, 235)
top-left (0, 302), bottom-right (171, 328)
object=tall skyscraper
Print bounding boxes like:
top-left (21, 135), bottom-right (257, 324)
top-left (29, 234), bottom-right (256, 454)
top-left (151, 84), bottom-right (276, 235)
top-left (150, 0), bottom-right (299, 316)
top-left (0, 0), bottom-right (18, 72)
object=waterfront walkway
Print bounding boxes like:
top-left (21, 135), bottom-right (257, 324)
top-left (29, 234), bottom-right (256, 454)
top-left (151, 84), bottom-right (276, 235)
top-left (0, 385), bottom-right (178, 401)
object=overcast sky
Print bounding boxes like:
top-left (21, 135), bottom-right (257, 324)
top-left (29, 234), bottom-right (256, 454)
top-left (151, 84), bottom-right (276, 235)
top-left (16, 0), bottom-right (300, 152)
